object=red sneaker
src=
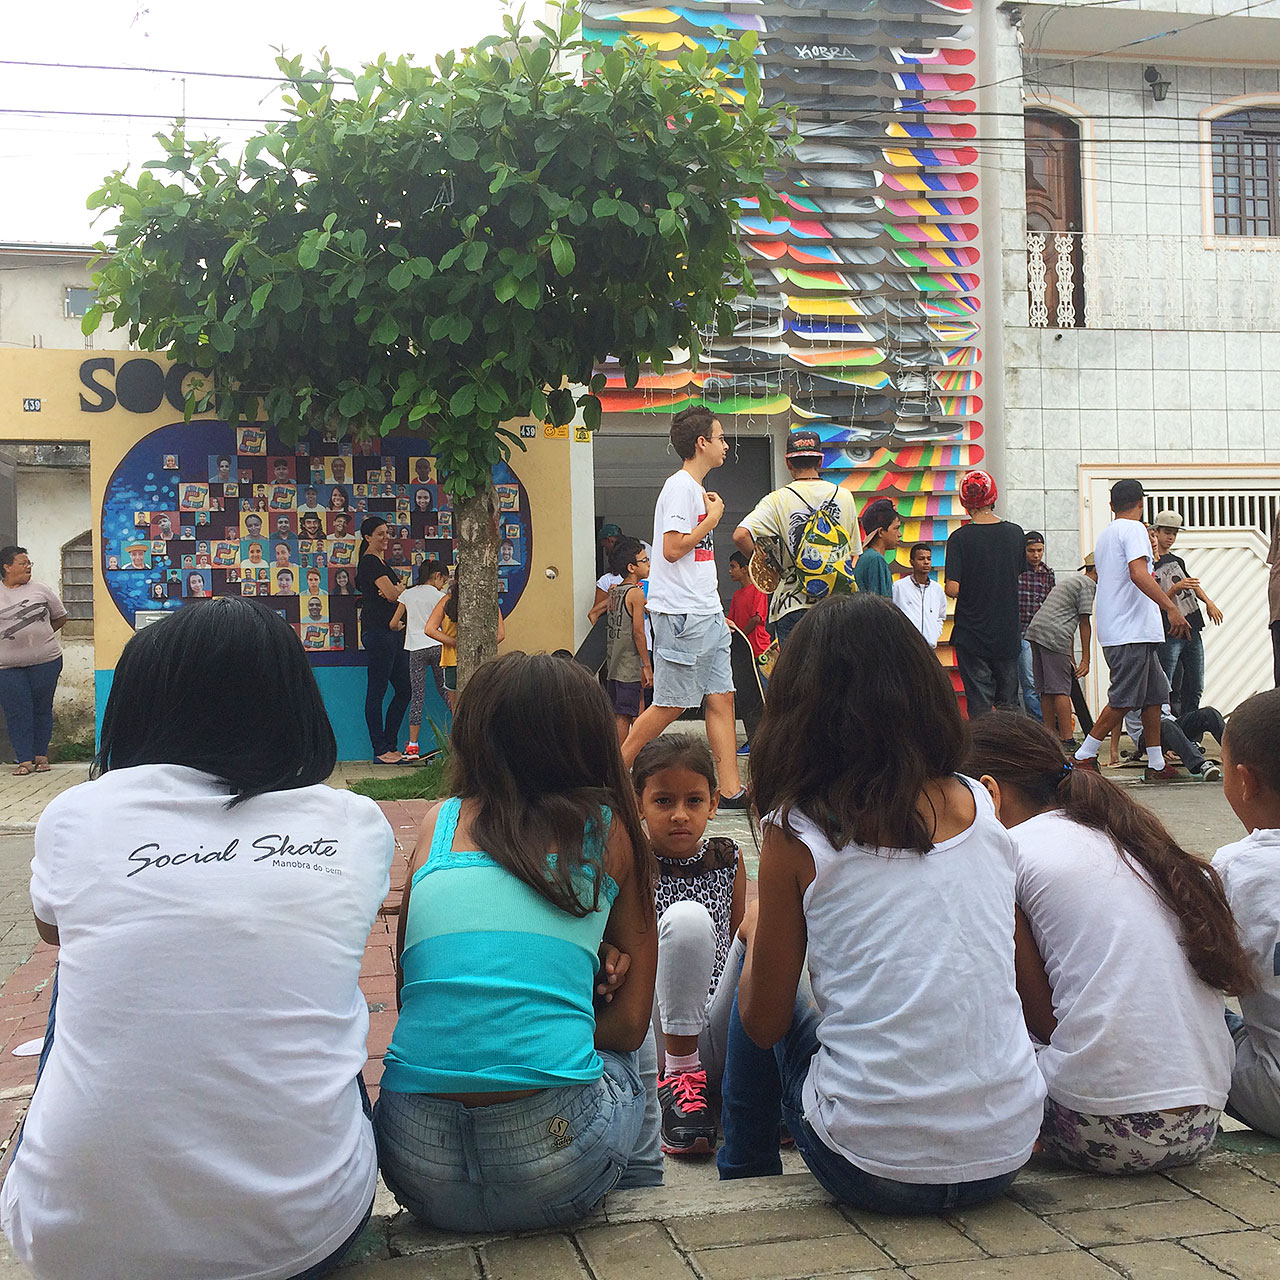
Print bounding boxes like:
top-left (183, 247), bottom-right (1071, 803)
top-left (1074, 756), bottom-right (1100, 773)
top-left (1144, 765), bottom-right (1188, 782)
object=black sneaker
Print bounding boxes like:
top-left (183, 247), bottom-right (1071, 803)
top-left (658, 1069), bottom-right (717, 1155)
top-left (718, 790), bottom-right (750, 811)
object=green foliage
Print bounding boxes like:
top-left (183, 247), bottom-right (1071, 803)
top-left (348, 747), bottom-right (449, 800)
top-left (85, 2), bottom-right (787, 500)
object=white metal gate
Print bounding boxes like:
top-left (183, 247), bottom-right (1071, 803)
top-left (1081, 466), bottom-right (1279, 715)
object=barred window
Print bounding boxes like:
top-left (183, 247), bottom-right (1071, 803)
top-left (1212, 110), bottom-right (1280, 237)
top-left (60, 530), bottom-right (93, 623)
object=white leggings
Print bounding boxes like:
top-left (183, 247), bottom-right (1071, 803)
top-left (653, 901), bottom-right (743, 1085)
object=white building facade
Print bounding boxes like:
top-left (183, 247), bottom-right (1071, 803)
top-left (982, 0), bottom-right (1280, 710)
top-left (0, 244), bottom-right (124, 747)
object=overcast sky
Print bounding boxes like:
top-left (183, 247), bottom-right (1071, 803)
top-left (2, 0), bottom-right (515, 244)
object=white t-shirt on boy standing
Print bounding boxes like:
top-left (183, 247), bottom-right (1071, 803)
top-left (1094, 517), bottom-right (1162, 647)
top-left (647, 470), bottom-right (719, 617)
top-left (1, 764), bottom-right (394, 1280)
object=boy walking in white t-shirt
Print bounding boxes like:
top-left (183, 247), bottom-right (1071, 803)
top-left (621, 407), bottom-right (745, 807)
top-left (1213, 689), bottom-right (1280, 1136)
top-left (1073, 479), bottom-right (1189, 780)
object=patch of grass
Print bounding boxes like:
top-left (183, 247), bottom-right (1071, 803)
top-left (348, 752), bottom-right (448, 802)
top-left (49, 734), bottom-right (96, 764)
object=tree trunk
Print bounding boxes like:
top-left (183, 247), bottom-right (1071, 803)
top-left (455, 473), bottom-right (502, 691)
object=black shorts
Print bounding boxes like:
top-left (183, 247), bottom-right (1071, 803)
top-left (607, 679), bottom-right (643, 718)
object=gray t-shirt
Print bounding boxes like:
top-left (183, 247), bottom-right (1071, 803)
top-left (0, 581), bottom-right (66, 670)
top-left (1024, 572), bottom-right (1096, 657)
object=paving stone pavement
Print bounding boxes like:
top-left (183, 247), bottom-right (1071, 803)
top-left (0, 755), bottom-right (1271, 1278)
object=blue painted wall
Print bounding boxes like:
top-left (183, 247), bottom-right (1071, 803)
top-left (96, 664), bottom-right (451, 762)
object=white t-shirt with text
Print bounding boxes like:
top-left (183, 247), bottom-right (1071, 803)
top-left (647, 470), bottom-right (720, 616)
top-left (1094, 517), bottom-right (1163, 646)
top-left (1, 765), bottom-right (394, 1280)
top-left (1014, 810), bottom-right (1233, 1113)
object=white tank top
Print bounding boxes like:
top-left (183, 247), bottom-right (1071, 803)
top-left (787, 777), bottom-right (1046, 1184)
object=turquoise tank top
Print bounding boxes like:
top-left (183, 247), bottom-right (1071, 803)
top-left (380, 797), bottom-right (619, 1094)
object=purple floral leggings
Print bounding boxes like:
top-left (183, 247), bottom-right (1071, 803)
top-left (1040, 1099), bottom-right (1220, 1174)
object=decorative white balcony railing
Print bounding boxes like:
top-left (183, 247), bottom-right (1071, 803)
top-left (1026, 230), bottom-right (1280, 331)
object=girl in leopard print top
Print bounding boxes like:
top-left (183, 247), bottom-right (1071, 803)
top-left (633, 734), bottom-right (746, 1156)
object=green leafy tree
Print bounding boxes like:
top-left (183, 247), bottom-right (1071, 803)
top-left (86, 2), bottom-right (786, 683)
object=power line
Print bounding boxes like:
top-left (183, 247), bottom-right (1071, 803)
top-left (0, 107), bottom-right (285, 125)
top-left (0, 58), bottom-right (348, 85)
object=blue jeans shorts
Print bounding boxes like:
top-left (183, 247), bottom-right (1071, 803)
top-left (651, 612), bottom-right (734, 709)
top-left (373, 1050), bottom-right (650, 1232)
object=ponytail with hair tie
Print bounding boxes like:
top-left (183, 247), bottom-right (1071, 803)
top-left (968, 711), bottom-right (1256, 997)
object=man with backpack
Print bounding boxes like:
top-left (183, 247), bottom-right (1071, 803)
top-left (732, 428), bottom-right (862, 646)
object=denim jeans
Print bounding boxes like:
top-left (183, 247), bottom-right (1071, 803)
top-left (773, 609), bottom-right (803, 647)
top-left (954, 647), bottom-right (1020, 719)
top-left (374, 1049), bottom-right (654, 1232)
top-left (1156, 630), bottom-right (1204, 716)
top-left (1018, 637), bottom-right (1042, 720)
top-left (719, 991), bottom-right (1020, 1214)
top-left (0, 657), bottom-right (62, 763)
top-left (1136, 716), bottom-right (1207, 774)
top-left (363, 627), bottom-right (411, 755)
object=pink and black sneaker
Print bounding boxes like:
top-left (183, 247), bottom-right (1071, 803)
top-left (658, 1069), bottom-right (717, 1156)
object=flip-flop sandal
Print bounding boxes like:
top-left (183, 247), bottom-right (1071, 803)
top-left (12, 765), bottom-right (32, 776)
top-left (34, 760), bottom-right (50, 773)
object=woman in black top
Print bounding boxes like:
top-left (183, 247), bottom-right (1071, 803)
top-left (356, 516), bottom-right (410, 762)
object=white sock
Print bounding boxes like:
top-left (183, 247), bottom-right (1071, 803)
top-left (1148, 745), bottom-right (1166, 771)
top-left (1075, 735), bottom-right (1103, 761)
top-left (664, 1049), bottom-right (700, 1075)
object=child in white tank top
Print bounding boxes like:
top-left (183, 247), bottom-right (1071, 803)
top-left (968, 712), bottom-right (1251, 1174)
top-left (718, 596), bottom-right (1045, 1213)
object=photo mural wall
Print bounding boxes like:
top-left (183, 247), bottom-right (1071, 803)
top-left (582, 0), bottom-right (982, 687)
top-left (100, 420), bottom-right (533, 660)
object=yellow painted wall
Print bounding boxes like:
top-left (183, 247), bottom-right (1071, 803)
top-left (0, 349), bottom-right (582, 676)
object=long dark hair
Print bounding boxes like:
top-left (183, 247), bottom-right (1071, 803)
top-left (96, 597), bottom-right (337, 804)
top-left (751, 595), bottom-right (968, 852)
top-left (967, 712), bottom-right (1254, 995)
top-left (358, 515), bottom-right (386, 561)
top-left (447, 652), bottom-right (652, 918)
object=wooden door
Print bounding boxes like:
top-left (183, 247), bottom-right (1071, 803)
top-left (1025, 110), bottom-right (1085, 327)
